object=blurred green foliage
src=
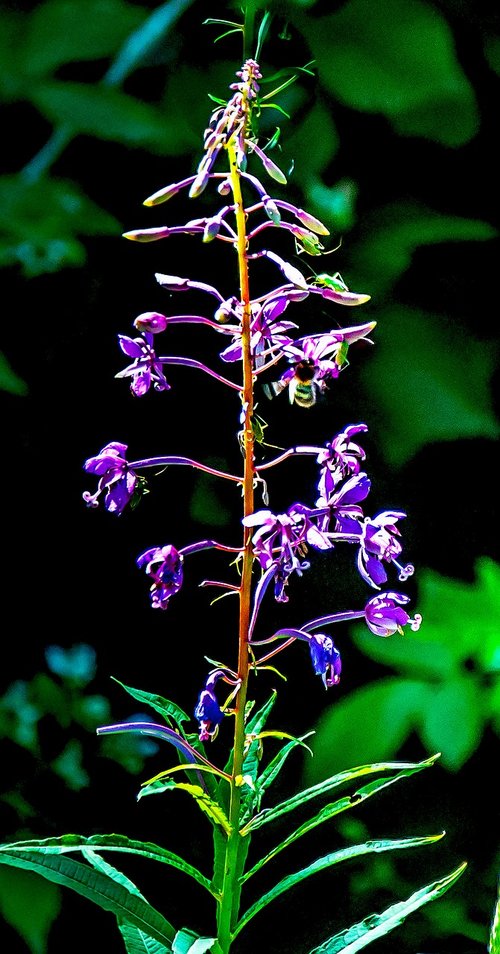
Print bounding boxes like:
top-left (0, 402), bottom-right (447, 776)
top-left (0, 643), bottom-right (157, 803)
top-left (305, 558), bottom-right (500, 778)
top-left (0, 867), bottom-right (61, 954)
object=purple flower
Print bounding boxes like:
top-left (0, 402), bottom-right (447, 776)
top-left (194, 670), bottom-right (225, 741)
top-left (358, 511), bottom-right (414, 589)
top-left (133, 312), bottom-right (168, 334)
top-left (364, 591), bottom-right (422, 637)
top-left (244, 505), bottom-right (333, 602)
top-left (243, 509), bottom-right (310, 603)
top-left (317, 424), bottom-right (368, 499)
top-left (317, 472), bottom-right (371, 535)
top-left (83, 442), bottom-right (137, 514)
top-left (219, 297), bottom-right (297, 365)
top-left (308, 633), bottom-right (342, 688)
top-left (116, 332), bottom-right (169, 397)
top-left (136, 544), bottom-right (184, 610)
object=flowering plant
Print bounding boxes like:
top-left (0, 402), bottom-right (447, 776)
top-left (0, 8), bottom-right (471, 953)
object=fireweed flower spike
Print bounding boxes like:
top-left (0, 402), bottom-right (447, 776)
top-left (22, 40), bottom-right (456, 954)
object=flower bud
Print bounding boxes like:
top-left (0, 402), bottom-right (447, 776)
top-left (133, 312), bottom-right (168, 334)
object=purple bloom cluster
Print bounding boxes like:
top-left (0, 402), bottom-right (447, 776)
top-left (83, 58), bottom-right (421, 742)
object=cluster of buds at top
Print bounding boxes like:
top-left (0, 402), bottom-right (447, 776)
top-left (85, 59), bottom-right (420, 741)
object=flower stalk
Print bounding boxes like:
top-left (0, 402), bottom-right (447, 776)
top-left (74, 41), bottom-right (451, 953)
top-left (215, 133), bottom-right (255, 954)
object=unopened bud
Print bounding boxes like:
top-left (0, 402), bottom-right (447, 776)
top-left (134, 312), bottom-right (168, 334)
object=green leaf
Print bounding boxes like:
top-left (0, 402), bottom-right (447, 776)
top-left (305, 0), bottom-right (478, 145)
top-left (0, 680), bottom-right (40, 750)
top-left (0, 10), bottom-right (25, 100)
top-left (350, 200), bottom-right (497, 298)
top-left (243, 756), bottom-right (438, 881)
top-left (0, 848), bottom-right (175, 947)
top-left (172, 928), bottom-right (218, 953)
top-left (306, 177), bottom-right (358, 234)
top-left (118, 919), bottom-right (171, 954)
top-left (352, 626), bottom-right (457, 680)
top-left (354, 560), bottom-right (500, 677)
top-left (488, 878), bottom-right (500, 954)
top-left (243, 754), bottom-right (436, 833)
top-left (484, 33), bottom-right (500, 78)
top-left (420, 675), bottom-right (483, 770)
top-left (307, 862), bottom-right (467, 952)
top-left (0, 866), bottom-right (61, 954)
top-left (412, 561), bottom-right (500, 670)
top-left (361, 305), bottom-right (499, 466)
top-left (111, 678), bottom-right (190, 730)
top-left (0, 351), bottom-right (28, 396)
top-left (303, 679), bottom-right (430, 785)
top-left (280, 102), bottom-right (339, 181)
top-left (18, 0), bottom-right (147, 79)
top-left (257, 733), bottom-right (315, 798)
top-left (52, 739), bottom-right (90, 790)
top-left (105, 0), bottom-right (198, 88)
top-left (246, 690), bottom-right (277, 735)
top-left (0, 174), bottom-right (119, 277)
top-left (45, 643), bottom-right (96, 686)
top-left (234, 833), bottom-right (444, 937)
top-left (82, 848), bottom-right (145, 898)
top-left (0, 833), bottom-right (213, 897)
top-left (145, 782), bottom-right (231, 835)
top-left (31, 81), bottom-right (186, 154)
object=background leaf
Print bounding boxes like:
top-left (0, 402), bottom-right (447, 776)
top-left (304, 679), bottom-right (431, 783)
top-left (303, 0), bottom-right (478, 144)
top-left (0, 867), bottom-right (61, 954)
top-left (17, 0), bottom-right (147, 80)
top-left (31, 82), bottom-right (187, 154)
top-left (360, 305), bottom-right (499, 465)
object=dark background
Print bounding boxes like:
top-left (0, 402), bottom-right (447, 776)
top-left (1, 0), bottom-right (499, 951)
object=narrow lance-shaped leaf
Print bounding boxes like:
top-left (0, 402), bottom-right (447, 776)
top-left (118, 919), bottom-right (171, 954)
top-left (239, 733), bottom-right (315, 827)
top-left (223, 691), bottom-right (278, 792)
top-left (172, 927), bottom-right (220, 952)
top-left (242, 759), bottom-right (434, 881)
top-left (0, 848), bottom-right (176, 947)
top-left (241, 756), bottom-right (439, 834)
top-left (82, 847), bottom-right (145, 897)
top-left (111, 677), bottom-right (191, 731)
top-left (489, 877), bottom-right (500, 954)
top-left (233, 832), bottom-right (445, 938)
top-left (307, 862), bottom-right (468, 953)
top-left (0, 833), bottom-right (214, 896)
top-left (138, 779), bottom-right (231, 836)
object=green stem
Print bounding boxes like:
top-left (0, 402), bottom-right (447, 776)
top-left (215, 139), bottom-right (255, 954)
